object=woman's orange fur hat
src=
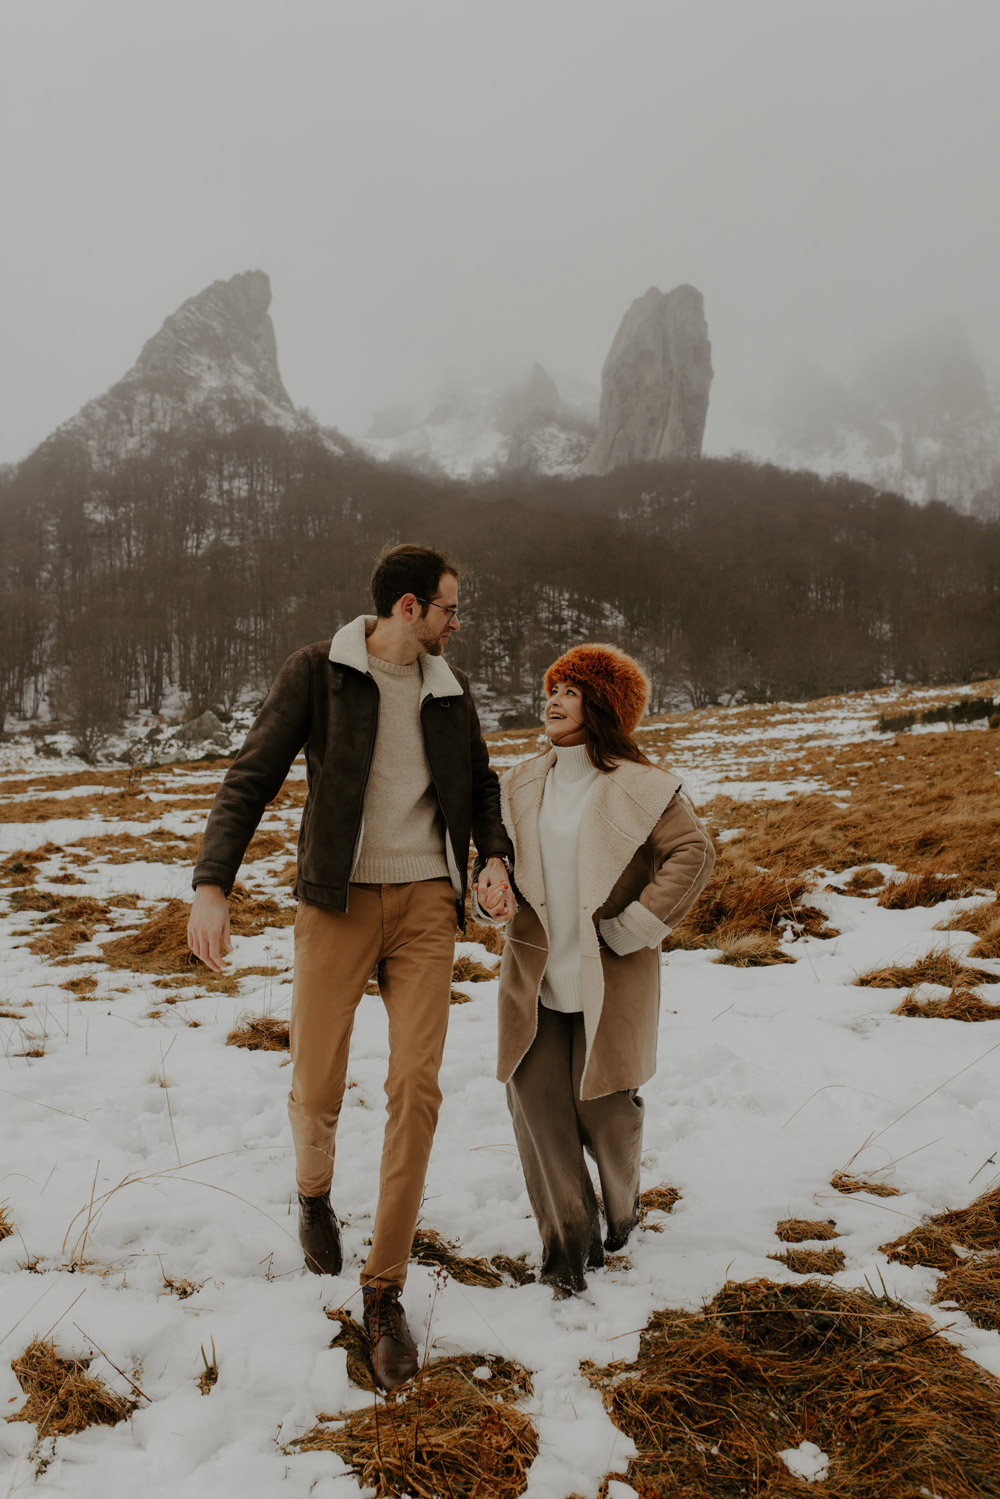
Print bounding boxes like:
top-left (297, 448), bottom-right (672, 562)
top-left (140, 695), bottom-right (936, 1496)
top-left (544, 643), bottom-right (649, 735)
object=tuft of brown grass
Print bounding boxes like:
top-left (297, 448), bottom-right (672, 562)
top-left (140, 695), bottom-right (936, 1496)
top-left (854, 949), bottom-right (1000, 989)
top-left (226, 1015), bottom-right (289, 1051)
top-left (0, 1199), bottom-right (13, 1241)
top-left (73, 829), bottom-right (201, 866)
top-left (831, 1172), bottom-right (900, 1198)
top-left (894, 988), bottom-right (1000, 1021)
top-left (711, 929), bottom-right (796, 967)
top-left (667, 852), bottom-right (835, 959)
top-left (584, 1277), bottom-right (1000, 1499)
top-left (101, 885), bottom-right (293, 975)
top-left (60, 976), bottom-right (99, 998)
top-left (639, 1184), bottom-right (681, 1221)
top-left (877, 872), bottom-right (982, 909)
top-left (325, 1309), bottom-right (376, 1391)
top-left (842, 866), bottom-right (885, 894)
top-left (767, 1247), bottom-right (846, 1275)
top-left (463, 916), bottom-right (506, 956)
top-left (291, 1352), bottom-right (537, 1499)
top-left (881, 1183), bottom-right (1000, 1272)
top-left (0, 844), bottom-right (64, 887)
top-left (937, 898), bottom-right (1000, 938)
top-left (452, 953), bottom-right (496, 983)
top-left (162, 1274), bottom-right (202, 1299)
top-left (411, 1228), bottom-right (534, 1288)
top-left (243, 828), bottom-right (290, 862)
top-left (933, 1260), bottom-right (1000, 1333)
top-left (776, 1218), bottom-right (840, 1243)
top-left (9, 1339), bottom-right (135, 1437)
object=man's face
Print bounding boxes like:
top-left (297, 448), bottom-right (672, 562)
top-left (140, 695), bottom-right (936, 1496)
top-left (412, 572), bottom-right (460, 657)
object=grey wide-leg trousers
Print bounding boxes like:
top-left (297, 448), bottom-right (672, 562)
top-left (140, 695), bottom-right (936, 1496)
top-left (506, 1004), bottom-right (645, 1294)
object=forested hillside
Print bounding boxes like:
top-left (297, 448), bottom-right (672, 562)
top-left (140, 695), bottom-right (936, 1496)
top-left (2, 422), bottom-right (999, 740)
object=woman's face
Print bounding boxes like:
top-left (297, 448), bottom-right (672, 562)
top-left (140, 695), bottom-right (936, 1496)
top-left (544, 679), bottom-right (586, 747)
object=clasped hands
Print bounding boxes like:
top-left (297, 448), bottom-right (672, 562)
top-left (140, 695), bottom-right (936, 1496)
top-left (474, 856), bottom-right (515, 924)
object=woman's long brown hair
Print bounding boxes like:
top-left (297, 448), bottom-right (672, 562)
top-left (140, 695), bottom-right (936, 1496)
top-left (579, 691), bottom-right (654, 772)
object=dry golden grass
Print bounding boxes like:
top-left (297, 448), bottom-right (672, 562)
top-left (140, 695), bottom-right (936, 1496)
top-left (9, 1339), bottom-right (135, 1437)
top-left (712, 930), bottom-right (796, 967)
top-left (854, 949), bottom-right (1000, 989)
top-left (100, 885), bottom-right (293, 975)
top-left (73, 829), bottom-right (202, 865)
top-left (666, 852), bottom-right (836, 968)
top-left (411, 1228), bottom-right (534, 1288)
top-left (0, 1200), bottom-right (13, 1241)
top-left (776, 1218), bottom-right (840, 1243)
top-left (225, 1016), bottom-right (289, 1051)
top-left (244, 828), bottom-right (290, 862)
top-left (768, 1246), bottom-right (847, 1275)
top-left (831, 1172), bottom-right (900, 1198)
top-left (639, 1184), bottom-right (681, 1219)
top-left (21, 895), bottom-right (122, 961)
top-left (60, 977), bottom-right (99, 997)
top-left (840, 866), bottom-right (885, 894)
top-left (881, 1183), bottom-right (1000, 1271)
top-left (463, 916), bottom-right (506, 956)
top-left (933, 1260), bottom-right (1000, 1334)
top-left (703, 725), bottom-right (1000, 887)
top-left (0, 843), bottom-right (64, 887)
top-left (292, 1351), bottom-right (537, 1499)
top-left (452, 953), bottom-right (496, 983)
top-left (893, 988), bottom-right (1000, 1021)
top-left (584, 1277), bottom-right (1000, 1499)
top-left (937, 898), bottom-right (1000, 938)
top-left (877, 872), bottom-right (983, 909)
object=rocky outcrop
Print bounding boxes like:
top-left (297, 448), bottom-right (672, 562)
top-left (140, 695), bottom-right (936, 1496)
top-left (130, 270), bottom-right (294, 410)
top-left (49, 270), bottom-right (313, 465)
top-left (582, 285), bottom-right (713, 475)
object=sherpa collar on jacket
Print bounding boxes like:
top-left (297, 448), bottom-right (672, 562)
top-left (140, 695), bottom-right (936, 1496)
top-left (328, 614), bottom-right (464, 705)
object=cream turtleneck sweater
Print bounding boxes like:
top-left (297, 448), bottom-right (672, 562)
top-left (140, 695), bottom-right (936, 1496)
top-left (537, 743), bottom-right (601, 1012)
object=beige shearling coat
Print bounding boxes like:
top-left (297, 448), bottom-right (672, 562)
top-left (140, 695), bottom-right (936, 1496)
top-left (496, 751), bottom-right (715, 1100)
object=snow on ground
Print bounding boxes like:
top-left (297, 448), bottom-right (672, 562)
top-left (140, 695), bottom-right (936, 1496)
top-left (3, 691), bottom-right (1000, 1495)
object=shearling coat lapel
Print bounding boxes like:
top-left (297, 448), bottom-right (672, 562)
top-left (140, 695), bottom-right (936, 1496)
top-left (500, 751), bottom-right (553, 936)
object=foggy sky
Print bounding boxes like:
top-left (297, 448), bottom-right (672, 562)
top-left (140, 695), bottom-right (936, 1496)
top-left (3, 0), bottom-right (999, 464)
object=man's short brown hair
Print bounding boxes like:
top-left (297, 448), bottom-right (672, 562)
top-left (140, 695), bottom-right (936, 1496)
top-left (369, 543), bottom-right (461, 618)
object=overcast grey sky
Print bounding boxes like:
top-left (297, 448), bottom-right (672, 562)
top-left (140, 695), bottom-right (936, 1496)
top-left (3, 0), bottom-right (999, 462)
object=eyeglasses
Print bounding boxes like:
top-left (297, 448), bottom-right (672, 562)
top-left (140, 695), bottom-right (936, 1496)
top-left (415, 597), bottom-right (461, 622)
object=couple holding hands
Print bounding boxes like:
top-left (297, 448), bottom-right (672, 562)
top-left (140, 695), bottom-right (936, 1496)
top-left (187, 543), bottom-right (714, 1392)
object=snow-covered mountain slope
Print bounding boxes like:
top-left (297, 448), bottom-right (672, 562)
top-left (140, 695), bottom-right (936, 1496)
top-left (353, 364), bottom-right (596, 481)
top-left (731, 320), bottom-right (1000, 515)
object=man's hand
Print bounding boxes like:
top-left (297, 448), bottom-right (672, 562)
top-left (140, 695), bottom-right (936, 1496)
top-left (187, 884), bottom-right (233, 972)
top-left (474, 857), bottom-right (515, 923)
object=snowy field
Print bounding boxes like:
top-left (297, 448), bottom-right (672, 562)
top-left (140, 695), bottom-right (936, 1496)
top-left (3, 684), bottom-right (1000, 1495)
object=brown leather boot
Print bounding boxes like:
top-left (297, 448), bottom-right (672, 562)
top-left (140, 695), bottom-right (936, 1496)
top-left (298, 1192), bottom-right (343, 1276)
top-left (362, 1285), bottom-right (418, 1392)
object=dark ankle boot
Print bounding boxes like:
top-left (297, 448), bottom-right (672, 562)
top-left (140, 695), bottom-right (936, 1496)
top-left (298, 1192), bottom-right (343, 1276)
top-left (362, 1285), bottom-right (418, 1392)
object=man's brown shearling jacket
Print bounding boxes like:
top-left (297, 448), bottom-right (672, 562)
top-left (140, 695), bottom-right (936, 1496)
top-left (192, 616), bottom-right (513, 926)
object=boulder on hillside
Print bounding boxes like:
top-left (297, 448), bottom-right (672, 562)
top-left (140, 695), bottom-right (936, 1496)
top-left (582, 285), bottom-right (713, 475)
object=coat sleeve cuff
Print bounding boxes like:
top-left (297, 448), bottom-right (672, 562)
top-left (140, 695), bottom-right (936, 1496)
top-left (602, 899), bottom-right (671, 954)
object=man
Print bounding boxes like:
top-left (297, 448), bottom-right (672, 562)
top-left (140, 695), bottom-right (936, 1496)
top-left (187, 543), bottom-right (514, 1392)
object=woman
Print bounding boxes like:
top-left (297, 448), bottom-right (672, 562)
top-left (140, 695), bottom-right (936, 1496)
top-left (476, 644), bottom-right (715, 1296)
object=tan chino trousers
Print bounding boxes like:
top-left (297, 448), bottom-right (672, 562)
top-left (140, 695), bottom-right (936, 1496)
top-left (288, 878), bottom-right (457, 1288)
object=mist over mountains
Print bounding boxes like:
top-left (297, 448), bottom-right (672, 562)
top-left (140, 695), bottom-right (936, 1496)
top-left (2, 269), bottom-right (999, 755)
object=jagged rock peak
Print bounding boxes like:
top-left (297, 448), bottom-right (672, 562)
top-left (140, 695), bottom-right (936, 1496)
top-left (583, 284), bottom-right (713, 475)
top-left (131, 269), bottom-right (293, 409)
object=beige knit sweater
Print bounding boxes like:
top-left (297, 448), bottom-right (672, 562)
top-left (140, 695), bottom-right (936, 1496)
top-left (351, 653), bottom-right (450, 884)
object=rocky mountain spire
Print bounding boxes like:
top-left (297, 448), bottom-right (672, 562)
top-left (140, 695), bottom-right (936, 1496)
top-left (130, 270), bottom-right (293, 409)
top-left (49, 270), bottom-right (301, 464)
top-left (582, 285), bottom-right (713, 475)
